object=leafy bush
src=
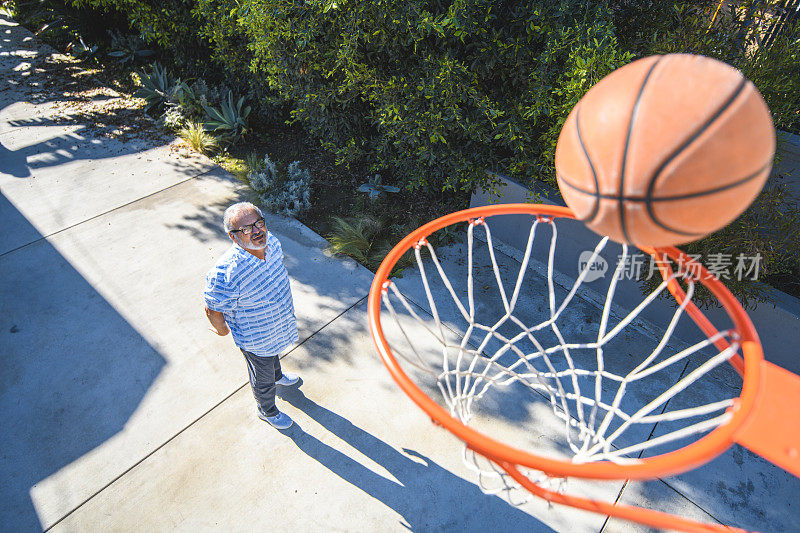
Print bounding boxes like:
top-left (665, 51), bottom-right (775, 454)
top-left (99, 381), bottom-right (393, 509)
top-left (247, 155), bottom-right (311, 217)
top-left (611, 0), bottom-right (800, 134)
top-left (71, 0), bottom-right (210, 72)
top-left (64, 0), bottom-right (800, 189)
top-left (190, 0), bottom-right (634, 194)
top-left (12, 0), bottom-right (103, 49)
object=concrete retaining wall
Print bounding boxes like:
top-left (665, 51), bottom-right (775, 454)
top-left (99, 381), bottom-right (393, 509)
top-left (775, 130), bottom-right (800, 197)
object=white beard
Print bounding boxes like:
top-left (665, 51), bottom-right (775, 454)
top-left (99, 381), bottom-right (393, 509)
top-left (236, 233), bottom-right (267, 251)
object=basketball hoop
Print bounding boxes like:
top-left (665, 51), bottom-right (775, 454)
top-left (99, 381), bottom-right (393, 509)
top-left (367, 203), bottom-right (800, 533)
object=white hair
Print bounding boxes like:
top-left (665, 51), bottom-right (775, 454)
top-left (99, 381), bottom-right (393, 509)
top-left (223, 202), bottom-right (263, 233)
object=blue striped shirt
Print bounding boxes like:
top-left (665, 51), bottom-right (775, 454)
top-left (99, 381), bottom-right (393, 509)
top-left (203, 233), bottom-right (299, 356)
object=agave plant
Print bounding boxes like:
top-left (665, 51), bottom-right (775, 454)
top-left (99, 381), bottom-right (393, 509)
top-left (107, 30), bottom-right (155, 66)
top-left (66, 36), bottom-right (101, 64)
top-left (202, 91), bottom-right (251, 144)
top-left (358, 174), bottom-right (400, 201)
top-left (134, 63), bottom-right (185, 114)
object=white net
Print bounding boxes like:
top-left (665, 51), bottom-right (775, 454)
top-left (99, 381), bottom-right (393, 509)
top-left (378, 214), bottom-right (742, 497)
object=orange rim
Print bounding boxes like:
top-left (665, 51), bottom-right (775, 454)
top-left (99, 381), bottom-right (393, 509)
top-left (367, 203), bottom-right (764, 480)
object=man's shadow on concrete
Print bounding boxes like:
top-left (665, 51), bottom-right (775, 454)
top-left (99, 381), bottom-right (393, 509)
top-left (277, 386), bottom-right (552, 532)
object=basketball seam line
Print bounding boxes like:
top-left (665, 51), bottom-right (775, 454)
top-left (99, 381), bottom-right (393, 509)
top-left (574, 106), bottom-right (601, 223)
top-left (618, 56), bottom-right (664, 244)
top-left (645, 77), bottom-right (750, 236)
top-left (556, 159), bottom-right (772, 202)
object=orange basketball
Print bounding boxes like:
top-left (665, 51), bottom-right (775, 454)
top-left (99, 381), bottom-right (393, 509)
top-left (554, 54), bottom-right (775, 247)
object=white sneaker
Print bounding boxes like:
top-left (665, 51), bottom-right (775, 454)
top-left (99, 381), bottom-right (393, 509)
top-left (260, 411), bottom-right (293, 429)
top-left (276, 372), bottom-right (299, 386)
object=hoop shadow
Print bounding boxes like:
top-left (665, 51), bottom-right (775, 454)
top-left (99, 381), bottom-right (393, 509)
top-left (0, 192), bottom-right (165, 530)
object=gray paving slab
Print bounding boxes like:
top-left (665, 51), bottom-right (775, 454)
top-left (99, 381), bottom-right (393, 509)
top-left (604, 480), bottom-right (723, 532)
top-left (51, 300), bottom-right (622, 532)
top-left (0, 125), bottom-right (215, 254)
top-left (0, 99), bottom-right (66, 134)
top-left (1, 168), bottom-right (372, 530)
top-left (614, 361), bottom-right (800, 532)
top-left (0, 17), bottom-right (39, 65)
top-left (0, 16), bottom-right (65, 110)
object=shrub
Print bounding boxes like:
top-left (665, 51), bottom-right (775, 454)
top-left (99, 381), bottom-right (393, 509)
top-left (71, 0), bottom-right (210, 72)
top-left (247, 155), bottom-right (312, 217)
top-left (28, 0), bottom-right (800, 304)
top-left (179, 121), bottom-right (218, 154)
top-left (192, 0), bottom-right (634, 194)
top-left (12, 0), bottom-right (124, 51)
top-left (327, 216), bottom-right (386, 267)
top-left (326, 215), bottom-right (418, 274)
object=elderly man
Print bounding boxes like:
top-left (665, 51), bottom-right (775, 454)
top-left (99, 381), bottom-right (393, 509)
top-left (204, 202), bottom-right (300, 429)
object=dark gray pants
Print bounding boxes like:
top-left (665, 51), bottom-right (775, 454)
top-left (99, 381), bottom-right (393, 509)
top-left (240, 349), bottom-right (285, 418)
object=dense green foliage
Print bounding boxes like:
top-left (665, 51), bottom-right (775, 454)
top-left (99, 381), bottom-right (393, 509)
top-left (32, 0), bottom-right (797, 195)
top-left (207, 0), bottom-right (637, 193)
top-left (611, 0), bottom-right (800, 135)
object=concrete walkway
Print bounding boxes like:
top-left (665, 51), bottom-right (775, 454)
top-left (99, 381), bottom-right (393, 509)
top-left (2, 16), bottom-right (798, 532)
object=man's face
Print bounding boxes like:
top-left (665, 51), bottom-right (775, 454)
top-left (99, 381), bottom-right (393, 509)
top-left (229, 208), bottom-right (266, 251)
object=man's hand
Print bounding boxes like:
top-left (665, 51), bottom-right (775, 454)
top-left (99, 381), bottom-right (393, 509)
top-left (209, 325), bottom-right (230, 336)
top-left (205, 307), bottom-right (230, 336)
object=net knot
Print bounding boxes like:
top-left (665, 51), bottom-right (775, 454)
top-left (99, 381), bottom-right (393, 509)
top-left (414, 238), bottom-right (428, 249)
top-left (469, 217), bottom-right (486, 227)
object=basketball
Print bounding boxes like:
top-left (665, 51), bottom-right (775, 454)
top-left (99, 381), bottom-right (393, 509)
top-left (554, 53), bottom-right (775, 247)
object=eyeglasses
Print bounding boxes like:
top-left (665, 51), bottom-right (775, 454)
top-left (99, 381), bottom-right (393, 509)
top-left (231, 218), bottom-right (265, 236)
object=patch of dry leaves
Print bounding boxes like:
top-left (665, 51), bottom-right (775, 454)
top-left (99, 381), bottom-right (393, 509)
top-left (4, 43), bottom-right (171, 146)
